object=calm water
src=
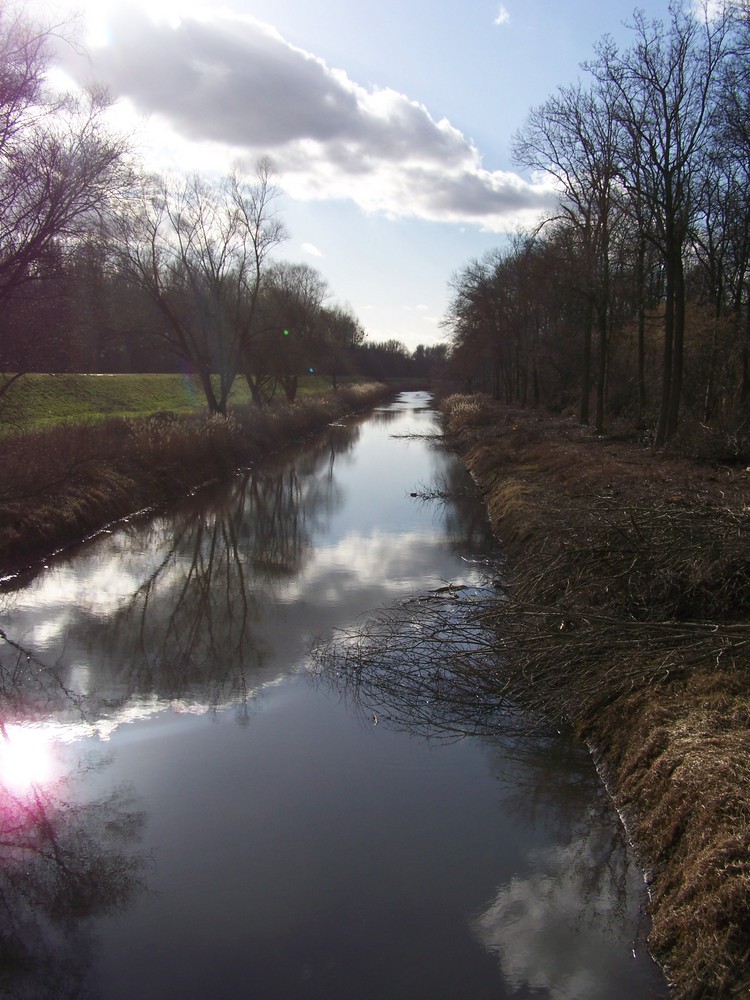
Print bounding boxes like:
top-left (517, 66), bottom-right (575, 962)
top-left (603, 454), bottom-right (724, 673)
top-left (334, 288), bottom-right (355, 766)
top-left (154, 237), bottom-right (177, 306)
top-left (0, 392), bottom-right (666, 999)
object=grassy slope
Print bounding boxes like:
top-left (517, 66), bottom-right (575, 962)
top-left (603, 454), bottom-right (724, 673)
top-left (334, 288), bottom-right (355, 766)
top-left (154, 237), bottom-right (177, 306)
top-left (0, 382), bottom-right (391, 577)
top-left (0, 373), bottom-right (336, 430)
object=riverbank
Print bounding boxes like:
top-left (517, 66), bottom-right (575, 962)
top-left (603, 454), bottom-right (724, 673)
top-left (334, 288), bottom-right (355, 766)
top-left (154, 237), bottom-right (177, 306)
top-left (440, 394), bottom-right (750, 1000)
top-left (0, 383), bottom-right (390, 581)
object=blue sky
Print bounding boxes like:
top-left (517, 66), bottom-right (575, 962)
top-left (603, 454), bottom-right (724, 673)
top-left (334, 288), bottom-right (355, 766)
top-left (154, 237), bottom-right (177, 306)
top-left (42, 0), bottom-right (675, 350)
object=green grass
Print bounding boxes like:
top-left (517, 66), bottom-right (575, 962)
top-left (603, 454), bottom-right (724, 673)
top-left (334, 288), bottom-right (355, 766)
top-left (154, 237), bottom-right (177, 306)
top-left (0, 373), bottom-right (338, 431)
top-left (0, 381), bottom-right (391, 575)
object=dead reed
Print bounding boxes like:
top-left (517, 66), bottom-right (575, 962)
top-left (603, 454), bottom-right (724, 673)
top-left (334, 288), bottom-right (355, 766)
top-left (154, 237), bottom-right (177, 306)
top-left (315, 393), bottom-right (750, 998)
top-left (438, 395), bottom-right (750, 999)
top-left (0, 383), bottom-right (389, 577)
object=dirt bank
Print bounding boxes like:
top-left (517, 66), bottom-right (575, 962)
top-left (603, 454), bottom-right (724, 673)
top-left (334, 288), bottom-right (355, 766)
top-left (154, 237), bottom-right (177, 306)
top-left (0, 383), bottom-right (391, 581)
top-left (440, 394), bottom-right (750, 1000)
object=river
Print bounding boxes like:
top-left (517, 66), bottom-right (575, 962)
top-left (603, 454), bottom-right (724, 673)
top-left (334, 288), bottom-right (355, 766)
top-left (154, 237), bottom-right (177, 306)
top-left (0, 391), bottom-right (667, 999)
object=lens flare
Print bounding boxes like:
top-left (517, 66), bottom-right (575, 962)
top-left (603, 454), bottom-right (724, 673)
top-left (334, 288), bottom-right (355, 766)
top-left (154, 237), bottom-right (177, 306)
top-left (0, 726), bottom-right (54, 794)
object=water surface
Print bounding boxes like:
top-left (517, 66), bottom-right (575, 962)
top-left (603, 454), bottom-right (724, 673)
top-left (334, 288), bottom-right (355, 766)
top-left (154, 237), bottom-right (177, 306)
top-left (0, 392), bottom-right (666, 999)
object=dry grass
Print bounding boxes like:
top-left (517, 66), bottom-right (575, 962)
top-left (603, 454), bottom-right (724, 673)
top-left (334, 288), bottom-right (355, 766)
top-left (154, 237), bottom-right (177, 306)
top-left (0, 383), bottom-right (390, 577)
top-left (440, 394), bottom-right (750, 1000)
top-left (586, 673), bottom-right (750, 999)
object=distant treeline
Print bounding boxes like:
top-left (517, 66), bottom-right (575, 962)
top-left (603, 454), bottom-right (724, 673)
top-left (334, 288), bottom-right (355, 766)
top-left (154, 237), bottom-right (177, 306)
top-left (1, 239), bottom-right (447, 390)
top-left (0, 8), bottom-right (445, 420)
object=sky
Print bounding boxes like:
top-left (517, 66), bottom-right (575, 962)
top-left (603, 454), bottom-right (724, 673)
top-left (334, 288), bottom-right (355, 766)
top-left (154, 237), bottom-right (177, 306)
top-left (36, 0), bottom-right (677, 350)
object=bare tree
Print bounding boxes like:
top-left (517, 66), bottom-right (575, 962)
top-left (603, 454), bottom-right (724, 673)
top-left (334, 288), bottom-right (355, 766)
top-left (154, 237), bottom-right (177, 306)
top-left (590, 1), bottom-right (733, 444)
top-left (113, 161), bottom-right (287, 414)
top-left (444, 251), bottom-right (510, 400)
top-left (444, 236), bottom-right (576, 409)
top-left (514, 79), bottom-right (625, 431)
top-left (250, 260), bottom-right (329, 403)
top-left (710, 6), bottom-right (750, 406)
top-left (0, 4), bottom-right (128, 400)
top-left (319, 303), bottom-right (365, 389)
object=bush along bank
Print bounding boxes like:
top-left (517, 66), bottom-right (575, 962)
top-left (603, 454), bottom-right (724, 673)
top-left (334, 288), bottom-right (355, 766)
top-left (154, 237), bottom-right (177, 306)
top-left (440, 393), bottom-right (750, 1000)
top-left (0, 383), bottom-right (391, 580)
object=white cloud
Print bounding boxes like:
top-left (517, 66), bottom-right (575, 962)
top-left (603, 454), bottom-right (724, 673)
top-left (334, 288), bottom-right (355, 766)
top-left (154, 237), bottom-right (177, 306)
top-left (301, 242), bottom-right (323, 257)
top-left (55, 6), bottom-right (554, 233)
top-left (494, 5), bottom-right (511, 26)
top-left (473, 833), bottom-right (652, 999)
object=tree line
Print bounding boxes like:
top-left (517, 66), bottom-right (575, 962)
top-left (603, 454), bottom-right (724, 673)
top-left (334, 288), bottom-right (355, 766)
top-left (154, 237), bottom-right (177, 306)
top-left (444, 0), bottom-right (750, 449)
top-left (0, 4), bottom-right (443, 417)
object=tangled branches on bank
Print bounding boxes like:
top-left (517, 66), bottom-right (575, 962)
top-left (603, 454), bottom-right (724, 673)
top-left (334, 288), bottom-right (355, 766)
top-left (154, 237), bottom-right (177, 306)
top-left (311, 586), bottom-right (521, 741)
top-left (314, 395), bottom-right (750, 999)
top-left (512, 489), bottom-right (750, 624)
top-left (436, 395), bottom-right (750, 999)
top-left (311, 583), bottom-right (750, 742)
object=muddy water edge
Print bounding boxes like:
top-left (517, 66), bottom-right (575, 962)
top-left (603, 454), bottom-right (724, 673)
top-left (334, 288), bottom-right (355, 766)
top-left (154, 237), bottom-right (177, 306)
top-left (440, 393), bottom-right (750, 1000)
top-left (0, 392), bottom-right (668, 999)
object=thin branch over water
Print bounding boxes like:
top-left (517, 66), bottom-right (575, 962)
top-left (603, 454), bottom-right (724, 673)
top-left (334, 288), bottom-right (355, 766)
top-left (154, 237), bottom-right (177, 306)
top-left (311, 580), bottom-right (750, 742)
top-left (311, 584), bottom-right (545, 742)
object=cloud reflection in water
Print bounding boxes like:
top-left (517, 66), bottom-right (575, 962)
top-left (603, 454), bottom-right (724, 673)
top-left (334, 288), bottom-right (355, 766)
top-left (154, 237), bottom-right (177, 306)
top-left (473, 830), bottom-right (651, 999)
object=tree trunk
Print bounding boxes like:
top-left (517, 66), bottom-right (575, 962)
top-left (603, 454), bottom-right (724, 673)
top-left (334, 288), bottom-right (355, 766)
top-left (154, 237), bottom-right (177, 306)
top-left (244, 373), bottom-right (266, 408)
top-left (595, 301), bottom-right (607, 434)
top-left (280, 374), bottom-right (298, 402)
top-left (636, 240), bottom-right (647, 429)
top-left (666, 255), bottom-right (685, 441)
top-left (196, 370), bottom-right (223, 414)
top-left (579, 302), bottom-right (592, 425)
top-left (655, 250), bottom-right (676, 448)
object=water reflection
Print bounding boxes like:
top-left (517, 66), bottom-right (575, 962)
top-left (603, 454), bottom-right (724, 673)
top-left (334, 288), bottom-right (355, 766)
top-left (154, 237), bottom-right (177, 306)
top-left (0, 407), bottom-right (493, 729)
top-left (472, 738), bottom-right (655, 999)
top-left (313, 580), bottom-right (662, 998)
top-left (0, 421), bottom-right (364, 722)
top-left (312, 641), bottom-right (660, 997)
top-left (0, 736), bottom-right (147, 1000)
top-left (474, 825), bottom-right (650, 1000)
top-left (370, 398), bottom-right (429, 423)
top-left (0, 393), bottom-right (664, 999)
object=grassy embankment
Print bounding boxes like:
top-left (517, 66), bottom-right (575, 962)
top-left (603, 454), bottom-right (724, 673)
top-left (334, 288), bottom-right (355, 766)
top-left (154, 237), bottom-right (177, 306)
top-left (0, 372), bottom-right (346, 430)
top-left (440, 394), bottom-right (750, 1000)
top-left (0, 374), bottom-right (390, 577)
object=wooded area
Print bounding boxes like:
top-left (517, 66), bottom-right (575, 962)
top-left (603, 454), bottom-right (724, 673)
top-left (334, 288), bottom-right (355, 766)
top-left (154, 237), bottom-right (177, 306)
top-left (444, 1), bottom-right (750, 452)
top-left (0, 4), bottom-right (444, 418)
top-left (3, 1), bottom-right (750, 451)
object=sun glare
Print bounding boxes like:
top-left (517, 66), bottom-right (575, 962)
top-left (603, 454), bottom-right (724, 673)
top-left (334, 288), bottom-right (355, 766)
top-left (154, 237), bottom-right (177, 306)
top-left (72, 0), bottom-right (214, 45)
top-left (0, 726), bottom-right (54, 794)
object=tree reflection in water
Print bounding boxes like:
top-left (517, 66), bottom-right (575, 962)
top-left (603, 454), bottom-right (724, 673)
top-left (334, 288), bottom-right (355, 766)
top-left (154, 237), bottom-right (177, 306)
top-left (311, 581), bottom-right (657, 998)
top-left (472, 823), bottom-right (652, 999)
top-left (0, 739), bottom-right (148, 1000)
top-left (0, 421), bottom-right (363, 996)
top-left (88, 420), bottom-right (359, 709)
top-left (471, 733), bottom-right (655, 997)
top-left (0, 419), bottom-right (361, 724)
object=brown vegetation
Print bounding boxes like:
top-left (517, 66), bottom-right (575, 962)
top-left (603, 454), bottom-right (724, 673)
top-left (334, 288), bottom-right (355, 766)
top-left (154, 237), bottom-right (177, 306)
top-left (440, 393), bottom-right (750, 1000)
top-left (0, 383), bottom-right (389, 579)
